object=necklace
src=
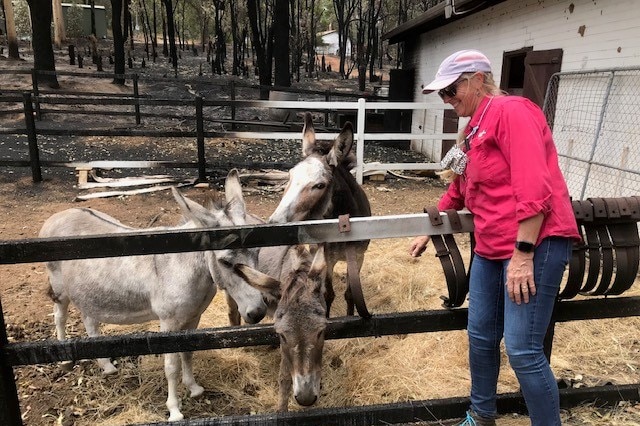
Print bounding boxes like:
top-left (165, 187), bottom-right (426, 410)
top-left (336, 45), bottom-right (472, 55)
top-left (463, 96), bottom-right (494, 151)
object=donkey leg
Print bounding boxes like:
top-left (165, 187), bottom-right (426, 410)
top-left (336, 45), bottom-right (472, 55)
top-left (344, 248), bottom-right (366, 316)
top-left (324, 259), bottom-right (337, 317)
top-left (164, 352), bottom-right (184, 421)
top-left (82, 315), bottom-right (117, 375)
top-left (180, 316), bottom-right (205, 398)
top-left (180, 351), bottom-right (204, 397)
top-left (161, 320), bottom-right (184, 421)
top-left (53, 299), bottom-right (74, 371)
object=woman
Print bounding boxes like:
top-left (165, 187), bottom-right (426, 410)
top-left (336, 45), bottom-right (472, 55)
top-left (409, 49), bottom-right (580, 425)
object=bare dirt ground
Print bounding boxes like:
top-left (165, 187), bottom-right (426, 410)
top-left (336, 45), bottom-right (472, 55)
top-left (1, 41), bottom-right (640, 426)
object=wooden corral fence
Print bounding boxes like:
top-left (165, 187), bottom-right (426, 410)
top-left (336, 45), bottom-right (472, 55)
top-left (0, 69), bottom-right (448, 185)
top-left (1, 198), bottom-right (640, 425)
top-left (0, 68), bottom-right (385, 128)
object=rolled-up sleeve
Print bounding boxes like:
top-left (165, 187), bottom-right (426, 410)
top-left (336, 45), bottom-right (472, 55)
top-left (437, 178), bottom-right (465, 211)
top-left (495, 101), bottom-right (552, 222)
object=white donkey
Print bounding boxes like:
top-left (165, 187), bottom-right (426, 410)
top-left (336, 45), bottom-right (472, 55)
top-left (39, 170), bottom-right (268, 422)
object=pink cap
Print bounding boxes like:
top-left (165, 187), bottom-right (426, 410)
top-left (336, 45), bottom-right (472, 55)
top-left (422, 49), bottom-right (492, 94)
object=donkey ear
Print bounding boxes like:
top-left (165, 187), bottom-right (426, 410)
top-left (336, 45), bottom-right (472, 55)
top-left (225, 169), bottom-right (246, 219)
top-left (235, 264), bottom-right (282, 298)
top-left (301, 112), bottom-right (316, 157)
top-left (172, 187), bottom-right (217, 227)
top-left (309, 244), bottom-right (327, 280)
top-left (309, 245), bottom-right (327, 297)
top-left (327, 121), bottom-right (354, 167)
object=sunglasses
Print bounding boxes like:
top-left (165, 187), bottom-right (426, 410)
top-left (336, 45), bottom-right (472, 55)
top-left (438, 77), bottom-right (468, 100)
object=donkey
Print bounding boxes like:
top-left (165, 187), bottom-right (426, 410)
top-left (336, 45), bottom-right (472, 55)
top-left (236, 244), bottom-right (328, 412)
top-left (269, 112), bottom-right (371, 316)
top-left (39, 169), bottom-right (268, 422)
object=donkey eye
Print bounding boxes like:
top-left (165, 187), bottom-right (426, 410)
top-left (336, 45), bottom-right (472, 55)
top-left (220, 259), bottom-right (233, 268)
top-left (313, 183), bottom-right (326, 190)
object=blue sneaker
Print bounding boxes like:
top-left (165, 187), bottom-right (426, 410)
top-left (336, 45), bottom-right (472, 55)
top-left (457, 410), bottom-right (496, 426)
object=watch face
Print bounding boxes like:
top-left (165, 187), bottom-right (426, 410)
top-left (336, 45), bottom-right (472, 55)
top-left (516, 241), bottom-right (535, 252)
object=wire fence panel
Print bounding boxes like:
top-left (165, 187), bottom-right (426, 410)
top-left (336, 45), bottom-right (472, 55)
top-left (544, 68), bottom-right (640, 199)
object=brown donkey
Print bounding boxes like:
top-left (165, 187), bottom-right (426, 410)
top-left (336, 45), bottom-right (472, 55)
top-left (237, 245), bottom-right (328, 411)
top-left (268, 112), bottom-right (371, 316)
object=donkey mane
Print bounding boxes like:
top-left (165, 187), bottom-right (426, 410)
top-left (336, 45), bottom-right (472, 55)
top-left (279, 271), bottom-right (311, 305)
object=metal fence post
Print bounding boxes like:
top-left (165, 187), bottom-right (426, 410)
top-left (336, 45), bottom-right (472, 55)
top-left (30, 69), bottom-right (41, 120)
top-left (23, 92), bottom-right (42, 183)
top-left (133, 74), bottom-right (141, 124)
top-left (195, 96), bottom-right (207, 182)
top-left (580, 71), bottom-right (615, 199)
top-left (355, 98), bottom-right (366, 184)
top-left (0, 297), bottom-right (24, 426)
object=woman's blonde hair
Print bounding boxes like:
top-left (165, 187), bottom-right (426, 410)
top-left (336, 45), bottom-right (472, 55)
top-left (462, 71), bottom-right (503, 96)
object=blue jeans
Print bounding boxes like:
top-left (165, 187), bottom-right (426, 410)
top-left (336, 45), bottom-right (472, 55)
top-left (467, 237), bottom-right (571, 425)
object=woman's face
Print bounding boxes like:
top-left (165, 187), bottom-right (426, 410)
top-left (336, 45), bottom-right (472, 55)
top-left (440, 73), bottom-right (483, 117)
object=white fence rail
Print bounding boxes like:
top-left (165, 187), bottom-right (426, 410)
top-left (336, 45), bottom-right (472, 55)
top-left (225, 98), bottom-right (456, 183)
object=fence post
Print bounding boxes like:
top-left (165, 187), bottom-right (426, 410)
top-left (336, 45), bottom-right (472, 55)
top-left (355, 98), bottom-right (366, 184)
top-left (580, 71), bottom-right (615, 199)
top-left (324, 91), bottom-right (330, 127)
top-left (195, 96), bottom-right (207, 183)
top-left (0, 297), bottom-right (24, 426)
top-left (230, 81), bottom-right (236, 130)
top-left (133, 74), bottom-right (141, 125)
top-left (23, 92), bottom-right (42, 183)
top-left (30, 69), bottom-right (41, 120)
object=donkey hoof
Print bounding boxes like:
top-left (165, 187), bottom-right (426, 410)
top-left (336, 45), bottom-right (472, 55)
top-left (168, 410), bottom-right (184, 422)
top-left (101, 364), bottom-right (118, 376)
top-left (60, 361), bottom-right (74, 372)
top-left (190, 384), bottom-right (205, 398)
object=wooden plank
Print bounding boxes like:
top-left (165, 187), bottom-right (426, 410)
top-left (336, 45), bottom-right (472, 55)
top-left (116, 385), bottom-right (640, 426)
top-left (4, 297), bottom-right (640, 366)
top-left (0, 213), bottom-right (475, 265)
top-left (75, 179), bottom-right (196, 200)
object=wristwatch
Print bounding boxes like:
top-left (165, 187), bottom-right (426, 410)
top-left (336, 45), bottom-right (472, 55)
top-left (515, 241), bottom-right (535, 253)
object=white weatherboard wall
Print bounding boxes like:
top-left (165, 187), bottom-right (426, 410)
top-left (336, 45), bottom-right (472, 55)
top-left (411, 0), bottom-right (640, 161)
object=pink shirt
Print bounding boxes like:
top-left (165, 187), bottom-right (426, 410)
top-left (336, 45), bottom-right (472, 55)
top-left (437, 95), bottom-right (580, 260)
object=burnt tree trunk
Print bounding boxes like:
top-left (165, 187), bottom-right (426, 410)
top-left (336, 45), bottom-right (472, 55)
top-left (162, 0), bottom-right (177, 70)
top-left (273, 0), bottom-right (289, 87)
top-left (26, 0), bottom-right (59, 88)
top-left (111, 0), bottom-right (126, 85)
top-left (247, 0), bottom-right (274, 99)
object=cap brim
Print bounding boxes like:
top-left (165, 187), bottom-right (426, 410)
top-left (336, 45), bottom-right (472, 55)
top-left (422, 74), bottom-right (460, 94)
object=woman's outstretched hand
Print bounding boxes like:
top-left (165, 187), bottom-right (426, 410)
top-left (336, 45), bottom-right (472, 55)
top-left (409, 235), bottom-right (431, 257)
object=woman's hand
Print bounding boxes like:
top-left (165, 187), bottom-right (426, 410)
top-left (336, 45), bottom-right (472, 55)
top-left (506, 250), bottom-right (536, 304)
top-left (409, 235), bottom-right (431, 257)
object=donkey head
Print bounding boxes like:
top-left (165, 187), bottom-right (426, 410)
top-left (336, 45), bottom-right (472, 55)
top-left (172, 170), bottom-right (267, 325)
top-left (268, 112), bottom-right (355, 223)
top-left (236, 244), bottom-right (328, 408)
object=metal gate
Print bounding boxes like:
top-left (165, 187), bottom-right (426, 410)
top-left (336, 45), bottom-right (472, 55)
top-left (543, 67), bottom-right (640, 200)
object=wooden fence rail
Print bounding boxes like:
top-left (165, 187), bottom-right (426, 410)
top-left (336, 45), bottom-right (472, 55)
top-left (0, 91), bottom-right (453, 184)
